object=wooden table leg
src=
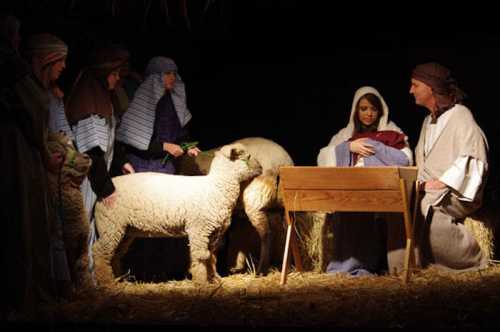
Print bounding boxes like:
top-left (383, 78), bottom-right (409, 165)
top-left (280, 221), bottom-right (293, 285)
top-left (401, 179), bottom-right (414, 284)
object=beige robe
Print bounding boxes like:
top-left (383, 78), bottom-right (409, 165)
top-left (415, 104), bottom-right (489, 272)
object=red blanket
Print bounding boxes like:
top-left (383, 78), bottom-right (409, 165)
top-left (349, 130), bottom-right (406, 149)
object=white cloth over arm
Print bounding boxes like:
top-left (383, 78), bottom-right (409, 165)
top-left (73, 114), bottom-right (113, 154)
top-left (440, 157), bottom-right (486, 202)
top-left (422, 106), bottom-right (488, 203)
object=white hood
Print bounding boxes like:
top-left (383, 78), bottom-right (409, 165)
top-left (346, 86), bottom-right (390, 132)
top-left (317, 86), bottom-right (413, 166)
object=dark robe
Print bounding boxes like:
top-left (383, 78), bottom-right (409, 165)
top-left (0, 41), bottom-right (55, 315)
top-left (124, 92), bottom-right (189, 174)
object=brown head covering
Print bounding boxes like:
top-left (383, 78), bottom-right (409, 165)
top-left (24, 33), bottom-right (68, 67)
top-left (65, 47), bottom-right (127, 125)
top-left (412, 62), bottom-right (466, 113)
top-left (23, 33), bottom-right (68, 88)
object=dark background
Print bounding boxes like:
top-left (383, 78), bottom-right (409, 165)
top-left (3, 0), bottom-right (500, 204)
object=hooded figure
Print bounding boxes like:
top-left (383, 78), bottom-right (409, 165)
top-left (24, 32), bottom-right (75, 297)
top-left (24, 33), bottom-right (73, 140)
top-left (116, 56), bottom-right (197, 174)
top-left (411, 62), bottom-right (489, 272)
top-left (318, 86), bottom-right (413, 167)
top-left (65, 47), bottom-right (132, 285)
top-left (317, 86), bottom-right (414, 276)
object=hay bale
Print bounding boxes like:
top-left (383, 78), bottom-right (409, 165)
top-left (464, 214), bottom-right (495, 262)
top-left (293, 212), bottom-right (331, 272)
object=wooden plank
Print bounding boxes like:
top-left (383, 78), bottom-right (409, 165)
top-left (282, 190), bottom-right (405, 212)
top-left (279, 167), bottom-right (401, 190)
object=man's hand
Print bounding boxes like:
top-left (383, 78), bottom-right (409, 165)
top-left (424, 180), bottom-right (447, 190)
top-left (349, 138), bottom-right (375, 157)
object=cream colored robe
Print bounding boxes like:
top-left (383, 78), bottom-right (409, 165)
top-left (415, 104), bottom-right (489, 271)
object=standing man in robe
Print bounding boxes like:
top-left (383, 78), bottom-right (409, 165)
top-left (410, 62), bottom-right (489, 271)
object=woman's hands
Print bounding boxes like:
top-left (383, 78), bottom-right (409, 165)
top-left (163, 142), bottom-right (184, 157)
top-left (349, 138), bottom-right (375, 157)
top-left (102, 191), bottom-right (117, 208)
top-left (163, 143), bottom-right (201, 158)
top-left (122, 162), bottom-right (135, 174)
top-left (103, 163), bottom-right (136, 208)
top-left (187, 147), bottom-right (201, 157)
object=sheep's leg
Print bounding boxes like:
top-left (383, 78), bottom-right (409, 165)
top-left (242, 175), bottom-right (276, 276)
top-left (71, 232), bottom-right (91, 289)
top-left (230, 251), bottom-right (249, 274)
top-left (61, 193), bottom-right (90, 288)
top-left (207, 251), bottom-right (221, 283)
top-left (92, 226), bottom-right (127, 284)
top-left (187, 233), bottom-right (210, 284)
top-left (112, 233), bottom-right (135, 279)
top-left (74, 249), bottom-right (92, 290)
top-left (246, 209), bottom-right (271, 275)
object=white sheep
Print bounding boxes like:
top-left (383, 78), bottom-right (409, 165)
top-left (176, 137), bottom-right (294, 274)
top-left (92, 143), bottom-right (262, 284)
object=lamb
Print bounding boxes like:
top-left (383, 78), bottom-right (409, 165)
top-left (46, 131), bottom-right (92, 288)
top-left (175, 137), bottom-right (294, 275)
top-left (92, 143), bottom-right (262, 284)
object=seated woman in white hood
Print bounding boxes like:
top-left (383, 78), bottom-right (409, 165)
top-left (317, 86), bottom-right (413, 276)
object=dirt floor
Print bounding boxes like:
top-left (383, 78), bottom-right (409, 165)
top-left (9, 263), bottom-right (500, 330)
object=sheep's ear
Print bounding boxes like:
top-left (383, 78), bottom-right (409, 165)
top-left (220, 144), bottom-right (246, 160)
top-left (229, 147), bottom-right (244, 161)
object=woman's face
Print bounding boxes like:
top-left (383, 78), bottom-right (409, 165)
top-left (357, 97), bottom-right (379, 127)
top-left (163, 71), bottom-right (176, 91)
top-left (107, 70), bottom-right (120, 90)
top-left (48, 57), bottom-right (66, 82)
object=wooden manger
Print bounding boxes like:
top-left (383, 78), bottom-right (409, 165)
top-left (278, 166), bottom-right (419, 285)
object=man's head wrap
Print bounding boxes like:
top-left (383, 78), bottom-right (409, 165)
top-left (412, 62), bottom-right (465, 112)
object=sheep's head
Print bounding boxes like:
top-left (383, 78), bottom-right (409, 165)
top-left (47, 132), bottom-right (92, 187)
top-left (214, 143), bottom-right (262, 182)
